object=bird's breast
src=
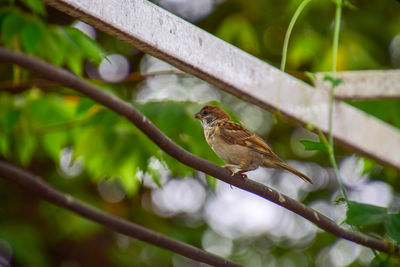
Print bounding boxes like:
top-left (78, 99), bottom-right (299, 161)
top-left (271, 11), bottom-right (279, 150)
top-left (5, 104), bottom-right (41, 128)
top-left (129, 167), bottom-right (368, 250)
top-left (203, 126), bottom-right (229, 160)
top-left (204, 126), bottom-right (261, 169)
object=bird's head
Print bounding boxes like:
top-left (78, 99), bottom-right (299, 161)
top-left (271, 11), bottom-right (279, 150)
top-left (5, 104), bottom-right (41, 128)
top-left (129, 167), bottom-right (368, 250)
top-left (193, 105), bottom-right (230, 125)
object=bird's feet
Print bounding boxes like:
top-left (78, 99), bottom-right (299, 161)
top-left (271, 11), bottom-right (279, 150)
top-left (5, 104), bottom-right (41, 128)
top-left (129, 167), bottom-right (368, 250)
top-left (222, 165), bottom-right (248, 182)
top-left (222, 165), bottom-right (235, 176)
top-left (237, 170), bottom-right (248, 182)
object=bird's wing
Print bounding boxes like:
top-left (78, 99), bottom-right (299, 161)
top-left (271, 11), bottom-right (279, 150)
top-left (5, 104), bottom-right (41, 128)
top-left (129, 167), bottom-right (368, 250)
top-left (217, 121), bottom-right (280, 160)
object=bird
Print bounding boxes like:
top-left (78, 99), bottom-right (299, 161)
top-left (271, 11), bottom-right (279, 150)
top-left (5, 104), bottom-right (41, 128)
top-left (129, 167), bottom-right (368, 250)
top-left (193, 105), bottom-right (312, 183)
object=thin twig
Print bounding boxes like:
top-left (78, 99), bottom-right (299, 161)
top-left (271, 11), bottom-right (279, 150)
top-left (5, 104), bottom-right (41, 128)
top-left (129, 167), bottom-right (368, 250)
top-left (329, 0), bottom-right (348, 202)
top-left (280, 0), bottom-right (313, 72)
top-left (0, 48), bottom-right (398, 255)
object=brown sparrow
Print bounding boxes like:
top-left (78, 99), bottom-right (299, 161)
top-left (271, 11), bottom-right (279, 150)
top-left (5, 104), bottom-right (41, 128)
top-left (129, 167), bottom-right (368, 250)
top-left (193, 105), bottom-right (312, 183)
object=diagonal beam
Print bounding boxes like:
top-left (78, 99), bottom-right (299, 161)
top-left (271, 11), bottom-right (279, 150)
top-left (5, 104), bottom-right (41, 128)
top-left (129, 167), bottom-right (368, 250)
top-left (44, 0), bottom-right (400, 171)
top-left (315, 70), bottom-right (400, 99)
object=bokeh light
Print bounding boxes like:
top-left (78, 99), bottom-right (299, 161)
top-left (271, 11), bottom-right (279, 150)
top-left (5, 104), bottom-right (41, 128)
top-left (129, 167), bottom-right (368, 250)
top-left (98, 54), bottom-right (130, 83)
top-left (201, 229), bottom-right (233, 257)
top-left (172, 254), bottom-right (199, 267)
top-left (389, 34), bottom-right (400, 68)
top-left (141, 157), bottom-right (170, 189)
top-left (309, 200), bottom-right (336, 222)
top-left (145, 152), bottom-right (396, 266)
top-left (357, 247), bottom-right (375, 266)
top-left (231, 102), bottom-right (274, 135)
top-left (290, 128), bottom-right (319, 158)
top-left (316, 241), bottom-right (371, 267)
top-left (136, 55), bottom-right (220, 103)
top-left (116, 234), bottom-right (131, 250)
top-left (388, 195), bottom-right (400, 213)
top-left (158, 0), bottom-right (214, 22)
top-left (349, 181), bottom-right (393, 207)
top-left (329, 239), bottom-right (361, 267)
top-left (203, 166), bottom-right (318, 243)
top-left (0, 239), bottom-right (12, 267)
top-left (339, 156), bottom-right (368, 187)
top-left (59, 147), bottom-right (83, 178)
top-left (204, 177), bottom-right (284, 239)
top-left (72, 21), bottom-right (97, 39)
top-left (339, 156), bottom-right (394, 207)
top-left (98, 178), bottom-right (126, 203)
top-left (151, 178), bottom-right (207, 217)
top-left (275, 162), bottom-right (313, 200)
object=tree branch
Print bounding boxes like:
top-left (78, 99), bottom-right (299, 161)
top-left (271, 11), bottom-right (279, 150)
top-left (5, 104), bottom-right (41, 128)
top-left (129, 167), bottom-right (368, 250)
top-left (0, 160), bottom-right (241, 267)
top-left (0, 48), bottom-right (398, 255)
top-left (0, 78), bottom-right (57, 94)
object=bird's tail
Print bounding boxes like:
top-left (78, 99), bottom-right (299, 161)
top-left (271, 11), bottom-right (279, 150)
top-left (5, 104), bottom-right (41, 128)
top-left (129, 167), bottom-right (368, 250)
top-left (270, 161), bottom-right (313, 184)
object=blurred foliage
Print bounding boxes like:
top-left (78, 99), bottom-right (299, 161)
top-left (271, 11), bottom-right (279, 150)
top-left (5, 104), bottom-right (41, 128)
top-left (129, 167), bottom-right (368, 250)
top-left (300, 139), bottom-right (327, 152)
top-left (0, 0), bottom-right (400, 266)
top-left (346, 201), bottom-right (400, 244)
top-left (0, 0), bottom-right (103, 75)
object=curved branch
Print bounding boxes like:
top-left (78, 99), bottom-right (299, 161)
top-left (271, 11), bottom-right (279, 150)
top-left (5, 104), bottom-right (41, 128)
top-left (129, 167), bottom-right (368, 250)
top-left (0, 160), bottom-right (241, 267)
top-left (0, 78), bottom-right (57, 93)
top-left (0, 48), bottom-right (398, 255)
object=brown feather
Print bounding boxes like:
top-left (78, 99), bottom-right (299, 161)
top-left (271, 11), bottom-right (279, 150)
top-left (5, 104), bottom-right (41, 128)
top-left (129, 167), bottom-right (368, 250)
top-left (201, 105), bottom-right (231, 120)
top-left (217, 121), bottom-right (279, 160)
top-left (272, 161), bottom-right (313, 184)
top-left (194, 105), bottom-right (313, 184)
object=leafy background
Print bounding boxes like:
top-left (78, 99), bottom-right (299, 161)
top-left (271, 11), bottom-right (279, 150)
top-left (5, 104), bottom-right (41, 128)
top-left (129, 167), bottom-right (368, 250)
top-left (0, 0), bottom-right (400, 266)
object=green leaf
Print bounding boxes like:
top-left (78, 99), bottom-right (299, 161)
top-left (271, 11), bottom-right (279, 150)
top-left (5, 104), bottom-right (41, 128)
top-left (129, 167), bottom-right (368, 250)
top-left (38, 203), bottom-right (101, 242)
top-left (16, 133), bottom-right (37, 166)
top-left (2, 108), bottom-right (20, 133)
top-left (0, 223), bottom-right (49, 267)
top-left (343, 0), bottom-right (358, 10)
top-left (56, 27), bottom-right (84, 75)
top-left (300, 140), bottom-right (327, 152)
top-left (334, 197), bottom-right (346, 205)
top-left (20, 0), bottom-right (46, 16)
top-left (323, 75), bottom-right (344, 88)
top-left (26, 97), bottom-right (71, 126)
top-left (76, 98), bottom-right (96, 114)
top-left (0, 133), bottom-right (9, 157)
top-left (206, 175), bottom-right (217, 191)
top-left (369, 256), bottom-right (392, 267)
top-left (119, 159), bottom-right (140, 196)
top-left (216, 14), bottom-right (260, 55)
top-left (346, 201), bottom-right (387, 226)
top-left (41, 131), bottom-right (68, 161)
top-left (21, 20), bottom-right (42, 53)
top-left (385, 213), bottom-right (400, 243)
top-left (66, 51), bottom-right (83, 75)
top-left (361, 157), bottom-right (376, 175)
top-left (0, 6), bottom-right (13, 26)
top-left (1, 11), bottom-right (25, 47)
top-left (65, 27), bottom-right (104, 63)
top-left (60, 27), bottom-right (104, 69)
top-left (148, 167), bottom-right (162, 188)
top-left (40, 27), bottom-right (66, 66)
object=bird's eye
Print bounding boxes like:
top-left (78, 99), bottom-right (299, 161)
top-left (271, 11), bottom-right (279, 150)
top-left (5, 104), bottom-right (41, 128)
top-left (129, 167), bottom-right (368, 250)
top-left (201, 110), bottom-right (209, 116)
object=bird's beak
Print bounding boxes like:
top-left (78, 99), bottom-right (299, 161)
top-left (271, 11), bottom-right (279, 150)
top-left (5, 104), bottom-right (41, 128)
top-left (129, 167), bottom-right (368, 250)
top-left (192, 112), bottom-right (201, 119)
